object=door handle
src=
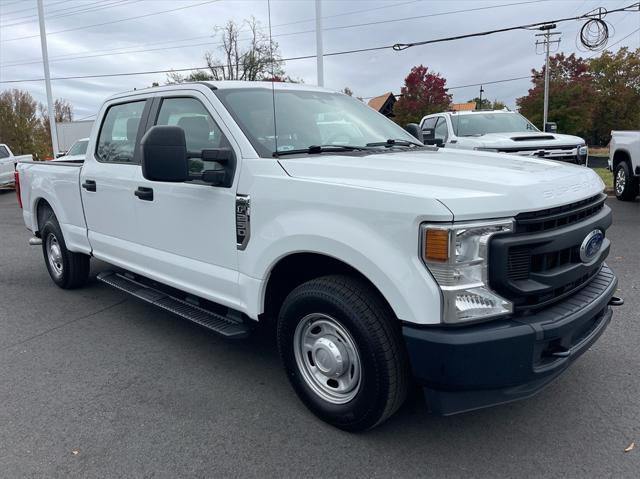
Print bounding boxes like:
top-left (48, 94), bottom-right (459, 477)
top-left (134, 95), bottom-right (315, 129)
top-left (134, 186), bottom-right (154, 201)
top-left (82, 180), bottom-right (96, 192)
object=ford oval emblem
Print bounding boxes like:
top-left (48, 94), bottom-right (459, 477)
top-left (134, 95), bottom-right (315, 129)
top-left (579, 229), bottom-right (604, 263)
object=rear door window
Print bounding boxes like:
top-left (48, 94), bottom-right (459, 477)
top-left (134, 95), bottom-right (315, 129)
top-left (0, 146), bottom-right (9, 159)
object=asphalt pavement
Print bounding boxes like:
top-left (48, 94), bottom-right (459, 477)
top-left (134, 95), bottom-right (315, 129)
top-left (0, 189), bottom-right (638, 478)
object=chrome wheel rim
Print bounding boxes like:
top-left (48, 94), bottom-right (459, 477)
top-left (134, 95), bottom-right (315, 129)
top-left (46, 233), bottom-right (63, 278)
top-left (293, 313), bottom-right (361, 404)
top-left (616, 168), bottom-right (626, 195)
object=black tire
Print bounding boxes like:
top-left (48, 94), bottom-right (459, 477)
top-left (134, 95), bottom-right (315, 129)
top-left (277, 275), bottom-right (409, 431)
top-left (40, 213), bottom-right (90, 289)
top-left (614, 161), bottom-right (639, 201)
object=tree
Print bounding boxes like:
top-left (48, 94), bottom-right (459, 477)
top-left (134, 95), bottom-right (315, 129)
top-left (469, 97), bottom-right (506, 110)
top-left (168, 17), bottom-right (284, 84)
top-left (589, 47), bottom-right (640, 145)
top-left (393, 65), bottom-right (451, 125)
top-left (516, 53), bottom-right (596, 138)
top-left (0, 89), bottom-right (44, 157)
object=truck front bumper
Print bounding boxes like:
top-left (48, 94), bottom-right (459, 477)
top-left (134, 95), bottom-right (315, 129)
top-left (403, 264), bottom-right (618, 415)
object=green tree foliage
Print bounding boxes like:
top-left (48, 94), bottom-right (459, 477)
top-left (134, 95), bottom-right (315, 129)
top-left (516, 48), bottom-right (639, 144)
top-left (0, 90), bottom-right (73, 158)
top-left (517, 53), bottom-right (596, 139)
top-left (589, 47), bottom-right (640, 145)
top-left (393, 65), bottom-right (452, 125)
top-left (468, 97), bottom-right (506, 110)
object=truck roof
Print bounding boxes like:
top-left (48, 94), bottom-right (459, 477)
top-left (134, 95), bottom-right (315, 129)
top-left (106, 81), bottom-right (336, 102)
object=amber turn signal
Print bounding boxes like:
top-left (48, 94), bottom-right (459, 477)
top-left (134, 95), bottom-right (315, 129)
top-left (425, 229), bottom-right (449, 262)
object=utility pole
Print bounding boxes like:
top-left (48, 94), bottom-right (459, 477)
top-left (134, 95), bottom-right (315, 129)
top-left (37, 0), bottom-right (59, 158)
top-left (535, 24), bottom-right (561, 132)
top-left (315, 0), bottom-right (324, 87)
top-left (478, 85), bottom-right (484, 110)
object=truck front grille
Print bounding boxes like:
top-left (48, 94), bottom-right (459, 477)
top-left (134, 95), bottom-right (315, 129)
top-left (491, 194), bottom-right (611, 312)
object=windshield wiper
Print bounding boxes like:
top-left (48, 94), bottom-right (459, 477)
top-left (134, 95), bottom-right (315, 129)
top-left (273, 144), bottom-right (371, 157)
top-left (366, 138), bottom-right (424, 148)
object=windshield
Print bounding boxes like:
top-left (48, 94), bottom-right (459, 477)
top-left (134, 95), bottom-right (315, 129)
top-left (214, 87), bottom-right (420, 157)
top-left (452, 112), bottom-right (539, 137)
top-left (67, 140), bottom-right (88, 156)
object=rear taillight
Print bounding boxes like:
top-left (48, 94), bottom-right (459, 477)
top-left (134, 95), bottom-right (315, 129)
top-left (14, 170), bottom-right (22, 209)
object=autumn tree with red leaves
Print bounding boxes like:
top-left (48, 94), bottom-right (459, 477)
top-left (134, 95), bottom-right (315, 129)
top-left (517, 53), bottom-right (596, 139)
top-left (393, 65), bottom-right (452, 125)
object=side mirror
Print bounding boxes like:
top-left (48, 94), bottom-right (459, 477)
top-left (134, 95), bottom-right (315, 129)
top-left (199, 148), bottom-right (236, 187)
top-left (422, 127), bottom-right (435, 143)
top-left (141, 125), bottom-right (189, 182)
top-left (544, 122), bottom-right (557, 133)
top-left (404, 123), bottom-right (423, 143)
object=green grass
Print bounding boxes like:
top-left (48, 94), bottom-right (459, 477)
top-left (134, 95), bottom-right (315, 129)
top-left (593, 168), bottom-right (613, 190)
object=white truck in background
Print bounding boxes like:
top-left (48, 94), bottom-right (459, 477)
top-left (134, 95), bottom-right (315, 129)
top-left (609, 130), bottom-right (640, 201)
top-left (56, 120), bottom-right (94, 154)
top-left (0, 144), bottom-right (32, 188)
top-left (15, 82), bottom-right (621, 431)
top-left (420, 110), bottom-right (589, 165)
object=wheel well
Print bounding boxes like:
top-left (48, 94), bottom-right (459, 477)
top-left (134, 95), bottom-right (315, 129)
top-left (262, 253), bottom-right (394, 321)
top-left (35, 198), bottom-right (54, 236)
top-left (612, 150), bottom-right (631, 171)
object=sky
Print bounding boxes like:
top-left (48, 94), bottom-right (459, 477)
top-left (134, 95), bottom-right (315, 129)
top-left (0, 0), bottom-right (638, 120)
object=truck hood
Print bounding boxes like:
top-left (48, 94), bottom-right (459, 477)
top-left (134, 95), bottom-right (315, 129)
top-left (462, 131), bottom-right (584, 149)
top-left (278, 148), bottom-right (604, 220)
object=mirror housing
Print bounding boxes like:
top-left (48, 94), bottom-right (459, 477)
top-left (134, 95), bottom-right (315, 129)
top-left (141, 125), bottom-right (189, 182)
top-left (404, 123), bottom-right (423, 143)
top-left (421, 128), bottom-right (444, 147)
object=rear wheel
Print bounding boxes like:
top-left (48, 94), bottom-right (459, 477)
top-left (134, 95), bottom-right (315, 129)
top-left (40, 214), bottom-right (90, 289)
top-left (277, 275), bottom-right (409, 431)
top-left (614, 161), bottom-right (639, 201)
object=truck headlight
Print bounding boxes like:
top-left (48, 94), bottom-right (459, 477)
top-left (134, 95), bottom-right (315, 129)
top-left (578, 145), bottom-right (588, 156)
top-left (420, 219), bottom-right (514, 323)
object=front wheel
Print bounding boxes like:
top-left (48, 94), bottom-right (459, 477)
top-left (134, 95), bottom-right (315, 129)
top-left (614, 161), bottom-right (639, 201)
top-left (277, 275), bottom-right (409, 431)
top-left (40, 214), bottom-right (90, 289)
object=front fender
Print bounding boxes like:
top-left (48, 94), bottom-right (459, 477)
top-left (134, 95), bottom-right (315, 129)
top-left (239, 209), bottom-right (443, 326)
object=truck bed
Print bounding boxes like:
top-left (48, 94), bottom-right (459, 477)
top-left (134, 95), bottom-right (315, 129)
top-left (17, 160), bottom-right (91, 255)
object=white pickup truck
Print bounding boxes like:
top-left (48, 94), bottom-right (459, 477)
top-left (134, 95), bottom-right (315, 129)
top-left (420, 110), bottom-right (589, 164)
top-left (609, 130), bottom-right (640, 201)
top-left (16, 82), bottom-right (621, 431)
top-left (0, 143), bottom-right (32, 187)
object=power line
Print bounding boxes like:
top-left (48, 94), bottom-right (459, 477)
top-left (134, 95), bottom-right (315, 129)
top-left (0, 0), bottom-right (222, 43)
top-left (587, 26), bottom-right (640, 56)
top-left (0, 0), bottom-right (545, 67)
top-left (0, 0), bottom-right (137, 28)
top-left (0, 0), bottom-right (67, 18)
top-left (1, 0), bottom-right (108, 25)
top-left (392, 1), bottom-right (639, 50)
top-left (2, 2), bottom-right (637, 84)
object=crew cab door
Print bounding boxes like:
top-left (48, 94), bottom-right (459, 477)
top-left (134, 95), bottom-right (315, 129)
top-left (80, 98), bottom-right (151, 264)
top-left (130, 93), bottom-right (240, 308)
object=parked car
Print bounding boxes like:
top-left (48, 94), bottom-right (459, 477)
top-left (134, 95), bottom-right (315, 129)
top-left (609, 130), bottom-right (640, 201)
top-left (0, 143), bottom-right (32, 187)
top-left (420, 110), bottom-right (589, 164)
top-left (53, 138), bottom-right (89, 162)
top-left (15, 82), bottom-right (620, 431)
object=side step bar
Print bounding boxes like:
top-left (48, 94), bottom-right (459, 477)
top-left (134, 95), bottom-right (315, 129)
top-left (97, 271), bottom-right (251, 338)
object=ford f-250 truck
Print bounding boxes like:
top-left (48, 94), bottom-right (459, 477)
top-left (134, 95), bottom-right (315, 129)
top-left (16, 82), bottom-right (621, 431)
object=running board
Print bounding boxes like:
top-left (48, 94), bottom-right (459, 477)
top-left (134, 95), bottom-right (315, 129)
top-left (97, 271), bottom-right (251, 338)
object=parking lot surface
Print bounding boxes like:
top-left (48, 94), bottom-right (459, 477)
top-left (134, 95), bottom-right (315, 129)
top-left (0, 190), bottom-right (638, 478)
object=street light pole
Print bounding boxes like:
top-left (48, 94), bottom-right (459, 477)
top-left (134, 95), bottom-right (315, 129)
top-left (37, 0), bottom-right (59, 158)
top-left (315, 0), bottom-right (324, 87)
top-left (478, 85), bottom-right (484, 110)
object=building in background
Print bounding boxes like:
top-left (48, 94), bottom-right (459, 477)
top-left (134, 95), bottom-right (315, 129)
top-left (367, 92), bottom-right (397, 117)
top-left (56, 120), bottom-right (94, 153)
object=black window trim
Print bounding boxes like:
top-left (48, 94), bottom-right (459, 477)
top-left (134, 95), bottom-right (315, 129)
top-left (434, 116), bottom-right (449, 142)
top-left (94, 98), bottom-right (152, 165)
